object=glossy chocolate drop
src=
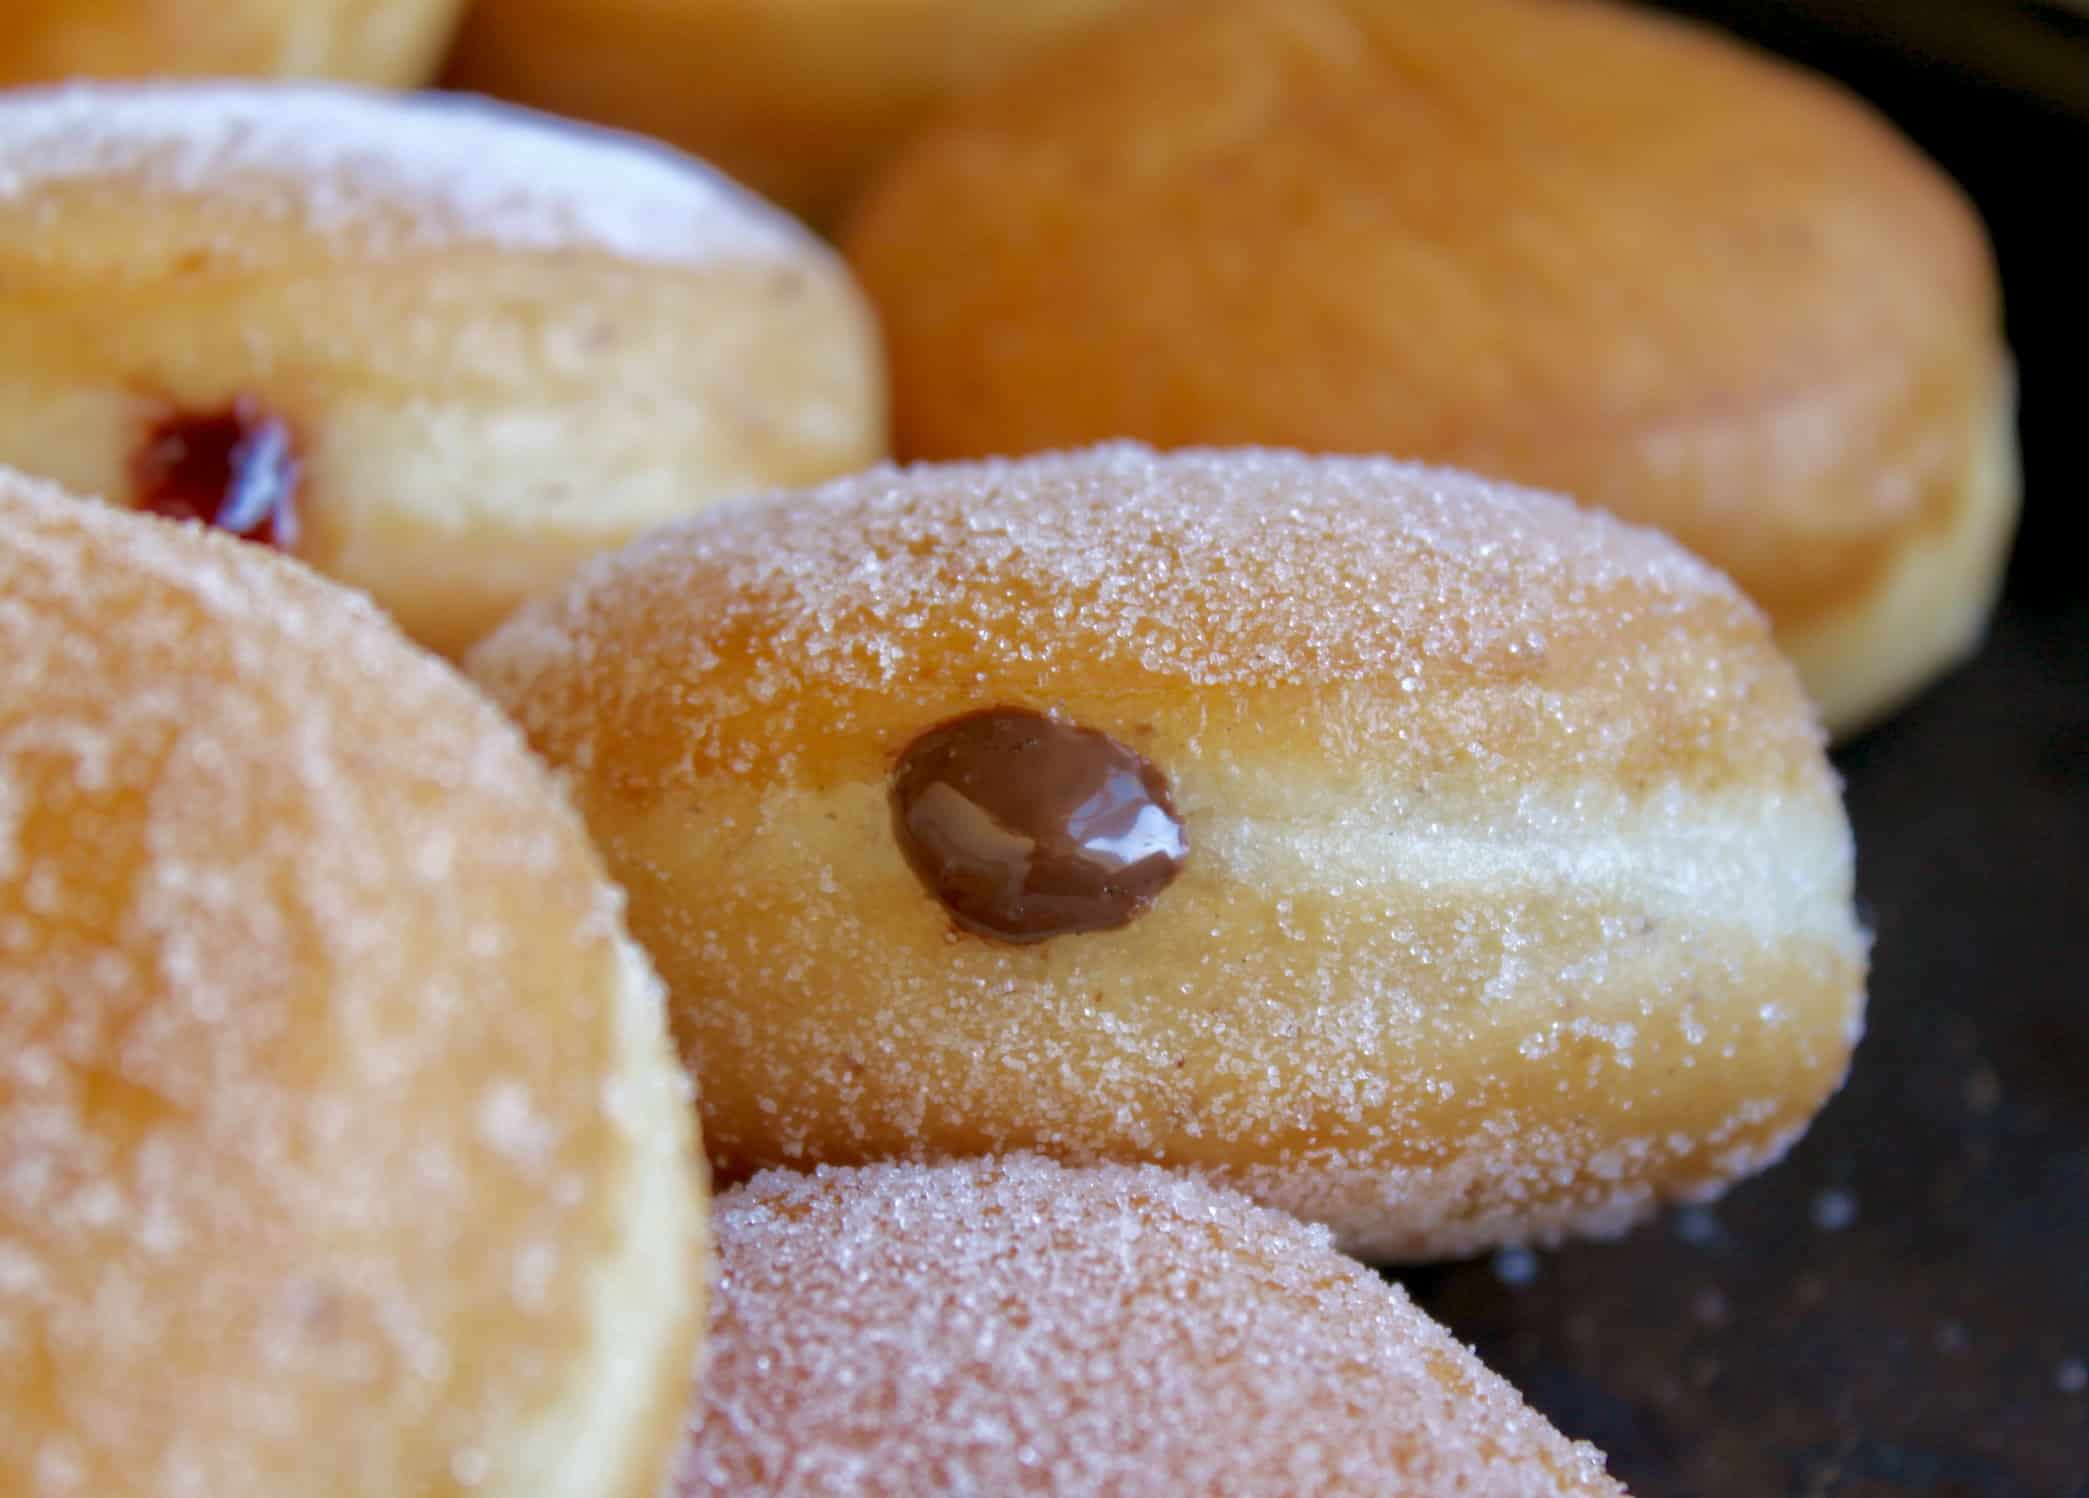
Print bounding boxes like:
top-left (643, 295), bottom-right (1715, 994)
top-left (132, 400), bottom-right (300, 550)
top-left (891, 707), bottom-right (1188, 943)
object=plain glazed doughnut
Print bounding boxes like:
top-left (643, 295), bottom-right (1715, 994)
top-left (0, 0), bottom-right (466, 88)
top-left (0, 469), bottom-right (706, 1496)
top-left (682, 1158), bottom-right (1624, 1496)
top-left (469, 444), bottom-right (1869, 1260)
top-left (443, 0), bottom-right (1137, 227)
top-left (842, 0), bottom-right (2020, 738)
top-left (0, 82), bottom-right (886, 657)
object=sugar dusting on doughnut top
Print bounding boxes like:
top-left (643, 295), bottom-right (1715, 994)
top-left (0, 470), bottom-right (659, 1492)
top-left (477, 443), bottom-right (1817, 799)
top-left (0, 82), bottom-right (813, 265)
top-left (683, 1158), bottom-right (1622, 1496)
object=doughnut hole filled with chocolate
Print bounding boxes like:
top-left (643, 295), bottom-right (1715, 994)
top-left (891, 707), bottom-right (1188, 943)
top-left (469, 445), bottom-right (1869, 1260)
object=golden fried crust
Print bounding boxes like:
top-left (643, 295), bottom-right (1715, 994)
top-left (470, 446), bottom-right (1868, 1259)
top-left (445, 0), bottom-right (1137, 227)
top-left (0, 0), bottom-right (465, 87)
top-left (683, 1160), bottom-right (1626, 1496)
top-left (1, 471), bottom-right (706, 1497)
top-left (842, 0), bottom-right (2017, 736)
top-left (0, 83), bottom-right (887, 657)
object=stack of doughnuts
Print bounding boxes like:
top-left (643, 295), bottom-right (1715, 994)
top-left (0, 470), bottom-right (704, 1495)
top-left (8, 0), bottom-right (2010, 1482)
top-left (0, 464), bottom-right (1643, 1488)
top-left (0, 81), bottom-right (886, 657)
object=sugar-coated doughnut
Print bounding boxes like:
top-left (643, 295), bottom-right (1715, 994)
top-left (683, 1158), bottom-right (1624, 1496)
top-left (0, 469), bottom-right (706, 1496)
top-left (444, 0), bottom-right (1136, 227)
top-left (0, 82), bottom-right (886, 657)
top-left (469, 445), bottom-right (1868, 1260)
top-left (842, 0), bottom-right (2020, 738)
top-left (0, 0), bottom-right (466, 88)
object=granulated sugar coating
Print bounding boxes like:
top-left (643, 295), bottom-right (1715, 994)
top-left (477, 444), bottom-right (1794, 785)
top-left (681, 1157), bottom-right (1625, 1496)
top-left (0, 82), bottom-right (810, 266)
top-left (0, 471), bottom-right (704, 1496)
top-left (473, 444), bottom-right (1869, 1260)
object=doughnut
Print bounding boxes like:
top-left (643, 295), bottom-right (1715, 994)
top-left (682, 1158), bottom-right (1624, 1495)
top-left (1, 0), bottom-right (466, 88)
top-left (0, 81), bottom-right (886, 657)
top-left (842, 0), bottom-right (2021, 738)
top-left (0, 468), bottom-right (706, 1496)
top-left (443, 0), bottom-right (1137, 227)
top-left (468, 444), bottom-right (1869, 1261)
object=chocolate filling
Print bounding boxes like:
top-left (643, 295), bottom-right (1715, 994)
top-left (132, 400), bottom-right (300, 550)
top-left (891, 707), bottom-right (1187, 943)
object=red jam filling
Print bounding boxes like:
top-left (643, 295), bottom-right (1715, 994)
top-left (132, 401), bottom-right (300, 550)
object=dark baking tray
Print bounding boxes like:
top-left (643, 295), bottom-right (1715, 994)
top-left (1405, 7), bottom-right (2089, 1494)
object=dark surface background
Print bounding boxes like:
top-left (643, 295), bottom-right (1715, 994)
top-left (1407, 6), bottom-right (2088, 1494)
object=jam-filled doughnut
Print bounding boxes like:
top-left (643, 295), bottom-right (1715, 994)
top-left (469, 445), bottom-right (1869, 1260)
top-left (0, 81), bottom-right (886, 656)
top-left (1, 0), bottom-right (467, 88)
top-left (444, 0), bottom-right (1137, 227)
top-left (842, 0), bottom-right (2020, 737)
top-left (1, 469), bottom-right (706, 1496)
top-left (682, 1158), bottom-right (1623, 1495)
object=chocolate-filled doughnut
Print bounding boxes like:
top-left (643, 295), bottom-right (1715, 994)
top-left (1, 469), bottom-right (706, 1496)
top-left (470, 444), bottom-right (1869, 1260)
top-left (682, 1158), bottom-right (1624, 1496)
top-left (0, 82), bottom-right (885, 656)
top-left (842, 0), bottom-right (2019, 737)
